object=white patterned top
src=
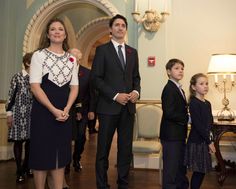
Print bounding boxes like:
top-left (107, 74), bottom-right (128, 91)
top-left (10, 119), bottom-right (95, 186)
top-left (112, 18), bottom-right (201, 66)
top-left (30, 49), bottom-right (78, 87)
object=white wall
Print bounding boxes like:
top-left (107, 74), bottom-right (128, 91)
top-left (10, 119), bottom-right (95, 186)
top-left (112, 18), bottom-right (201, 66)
top-left (136, 0), bottom-right (236, 111)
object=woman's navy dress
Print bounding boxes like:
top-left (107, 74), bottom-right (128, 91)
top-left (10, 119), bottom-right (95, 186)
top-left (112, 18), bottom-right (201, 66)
top-left (29, 49), bottom-right (78, 170)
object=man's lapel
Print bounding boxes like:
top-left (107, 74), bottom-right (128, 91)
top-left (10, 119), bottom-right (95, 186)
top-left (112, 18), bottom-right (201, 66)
top-left (108, 42), bottom-right (124, 71)
top-left (125, 44), bottom-right (133, 72)
top-left (169, 80), bottom-right (187, 103)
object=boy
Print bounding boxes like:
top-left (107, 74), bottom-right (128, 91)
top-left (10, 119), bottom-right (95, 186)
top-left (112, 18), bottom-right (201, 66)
top-left (160, 59), bottom-right (189, 189)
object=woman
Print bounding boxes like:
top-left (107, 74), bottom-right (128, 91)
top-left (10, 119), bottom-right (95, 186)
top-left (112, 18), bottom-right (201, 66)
top-left (29, 18), bottom-right (78, 189)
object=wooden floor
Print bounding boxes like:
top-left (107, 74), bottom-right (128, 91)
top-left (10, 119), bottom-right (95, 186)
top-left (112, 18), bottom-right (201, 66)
top-left (0, 133), bottom-right (235, 189)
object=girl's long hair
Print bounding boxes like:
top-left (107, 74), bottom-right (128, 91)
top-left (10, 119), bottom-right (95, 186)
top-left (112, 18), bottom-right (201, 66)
top-left (189, 73), bottom-right (207, 100)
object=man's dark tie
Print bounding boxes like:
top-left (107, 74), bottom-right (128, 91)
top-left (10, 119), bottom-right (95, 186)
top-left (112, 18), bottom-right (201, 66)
top-left (118, 45), bottom-right (125, 70)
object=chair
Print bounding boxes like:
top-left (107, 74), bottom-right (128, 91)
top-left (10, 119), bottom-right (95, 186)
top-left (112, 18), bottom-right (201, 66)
top-left (132, 104), bottom-right (163, 184)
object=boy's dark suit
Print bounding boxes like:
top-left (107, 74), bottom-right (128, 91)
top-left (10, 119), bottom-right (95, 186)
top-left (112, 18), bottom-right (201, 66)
top-left (160, 80), bottom-right (188, 141)
top-left (160, 80), bottom-right (189, 189)
top-left (91, 41), bottom-right (140, 189)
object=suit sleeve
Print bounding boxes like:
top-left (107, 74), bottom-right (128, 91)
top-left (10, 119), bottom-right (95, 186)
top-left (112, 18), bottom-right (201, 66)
top-left (91, 47), bottom-right (117, 100)
top-left (5, 74), bottom-right (18, 113)
top-left (209, 102), bottom-right (214, 132)
top-left (161, 86), bottom-right (188, 124)
top-left (74, 94), bottom-right (89, 114)
top-left (88, 75), bottom-right (98, 112)
top-left (132, 49), bottom-right (141, 95)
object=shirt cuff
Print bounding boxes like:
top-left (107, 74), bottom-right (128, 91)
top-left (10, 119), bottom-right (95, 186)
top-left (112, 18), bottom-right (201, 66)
top-left (6, 111), bottom-right (13, 116)
top-left (132, 90), bottom-right (139, 97)
top-left (113, 93), bottom-right (119, 101)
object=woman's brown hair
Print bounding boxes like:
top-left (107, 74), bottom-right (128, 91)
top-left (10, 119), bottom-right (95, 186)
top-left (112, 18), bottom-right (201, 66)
top-left (38, 18), bottom-right (69, 51)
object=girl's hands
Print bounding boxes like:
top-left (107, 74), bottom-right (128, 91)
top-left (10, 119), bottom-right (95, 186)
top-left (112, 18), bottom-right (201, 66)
top-left (209, 142), bottom-right (216, 154)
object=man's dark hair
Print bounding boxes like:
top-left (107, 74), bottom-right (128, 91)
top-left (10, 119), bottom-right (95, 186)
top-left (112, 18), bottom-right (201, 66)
top-left (109, 14), bottom-right (128, 29)
top-left (165, 58), bottom-right (184, 70)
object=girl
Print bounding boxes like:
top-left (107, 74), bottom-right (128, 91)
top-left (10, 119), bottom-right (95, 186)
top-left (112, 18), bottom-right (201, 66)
top-left (6, 52), bottom-right (33, 183)
top-left (184, 73), bottom-right (216, 189)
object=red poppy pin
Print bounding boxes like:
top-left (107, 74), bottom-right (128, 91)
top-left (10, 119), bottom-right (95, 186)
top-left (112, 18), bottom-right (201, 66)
top-left (126, 48), bottom-right (132, 54)
top-left (69, 57), bottom-right (74, 62)
top-left (79, 71), bottom-right (83, 77)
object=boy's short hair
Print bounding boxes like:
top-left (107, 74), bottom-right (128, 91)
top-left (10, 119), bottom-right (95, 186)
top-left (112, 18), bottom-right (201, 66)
top-left (165, 58), bottom-right (184, 70)
top-left (23, 52), bottom-right (34, 69)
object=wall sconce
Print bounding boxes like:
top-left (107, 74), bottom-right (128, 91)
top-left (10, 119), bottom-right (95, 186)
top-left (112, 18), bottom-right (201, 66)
top-left (207, 54), bottom-right (236, 121)
top-left (131, 0), bottom-right (169, 32)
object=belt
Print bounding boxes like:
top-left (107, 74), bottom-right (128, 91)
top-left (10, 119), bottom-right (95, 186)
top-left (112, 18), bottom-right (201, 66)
top-left (75, 103), bottom-right (82, 108)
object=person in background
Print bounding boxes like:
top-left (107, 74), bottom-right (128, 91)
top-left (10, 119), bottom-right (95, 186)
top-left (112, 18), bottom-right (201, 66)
top-left (184, 73), bottom-right (216, 189)
top-left (91, 14), bottom-right (141, 189)
top-left (87, 79), bottom-right (98, 134)
top-left (6, 52), bottom-right (34, 183)
top-left (69, 48), bottom-right (97, 172)
top-left (87, 111), bottom-right (98, 134)
top-left (87, 79), bottom-right (98, 135)
top-left (29, 18), bottom-right (78, 189)
top-left (160, 59), bottom-right (189, 189)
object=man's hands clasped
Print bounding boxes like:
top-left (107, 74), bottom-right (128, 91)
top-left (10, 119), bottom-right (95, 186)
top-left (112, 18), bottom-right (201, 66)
top-left (116, 91), bottom-right (139, 105)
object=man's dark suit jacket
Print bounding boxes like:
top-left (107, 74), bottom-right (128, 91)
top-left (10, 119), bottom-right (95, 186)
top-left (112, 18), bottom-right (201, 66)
top-left (75, 65), bottom-right (91, 114)
top-left (160, 80), bottom-right (188, 141)
top-left (91, 41), bottom-right (141, 115)
top-left (72, 65), bottom-right (97, 139)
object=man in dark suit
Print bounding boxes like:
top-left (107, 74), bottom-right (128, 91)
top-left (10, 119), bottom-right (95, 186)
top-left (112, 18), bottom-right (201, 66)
top-left (69, 48), bottom-right (97, 172)
top-left (73, 65), bottom-right (94, 171)
top-left (160, 59), bottom-right (189, 189)
top-left (91, 14), bottom-right (141, 189)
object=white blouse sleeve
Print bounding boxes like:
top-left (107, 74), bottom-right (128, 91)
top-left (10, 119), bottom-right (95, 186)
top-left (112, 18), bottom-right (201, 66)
top-left (30, 51), bottom-right (43, 84)
top-left (70, 63), bottom-right (79, 86)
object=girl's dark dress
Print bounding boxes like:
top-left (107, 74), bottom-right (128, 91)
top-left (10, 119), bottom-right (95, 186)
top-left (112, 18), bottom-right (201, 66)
top-left (184, 96), bottom-right (214, 173)
top-left (29, 49), bottom-right (78, 170)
